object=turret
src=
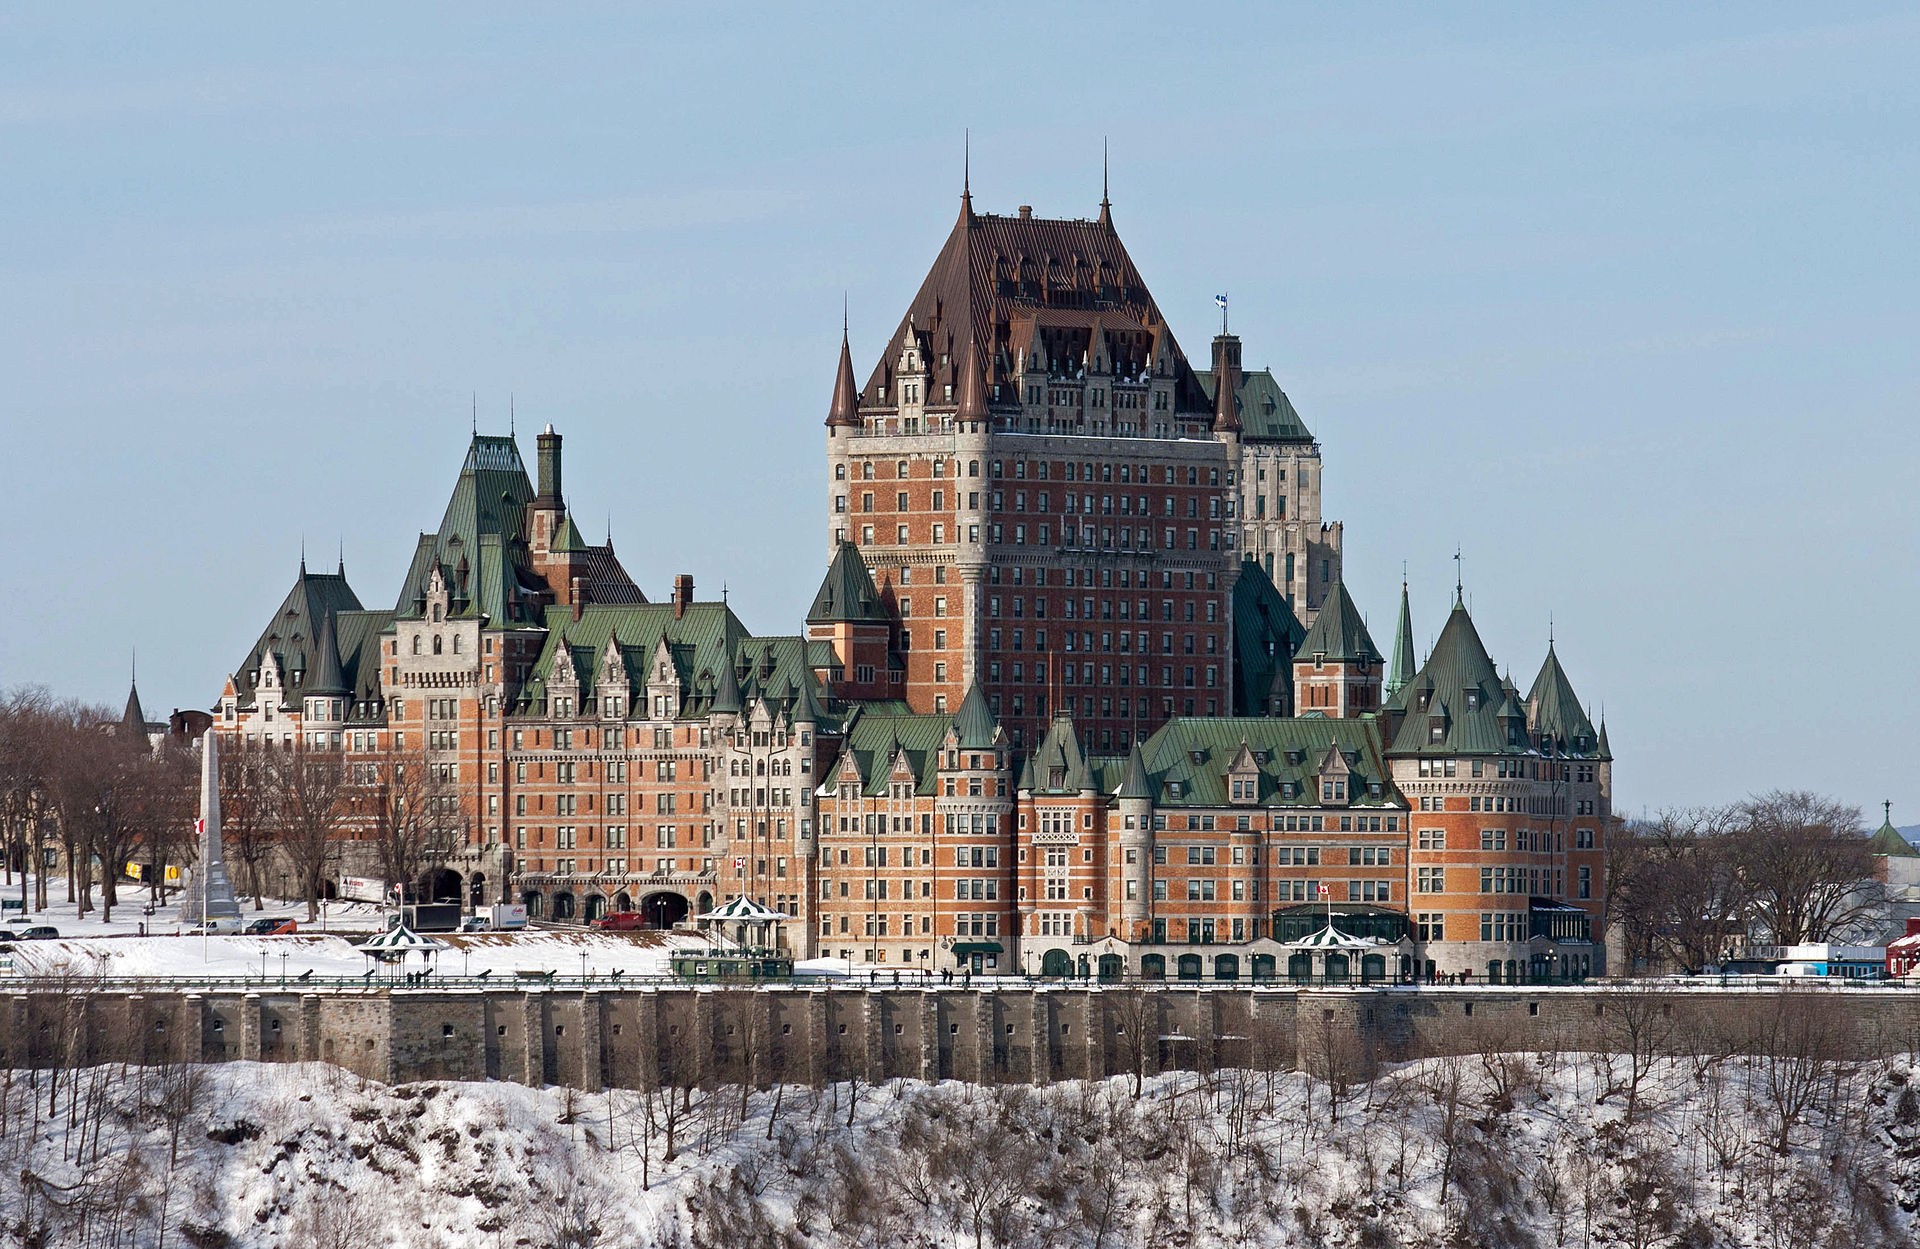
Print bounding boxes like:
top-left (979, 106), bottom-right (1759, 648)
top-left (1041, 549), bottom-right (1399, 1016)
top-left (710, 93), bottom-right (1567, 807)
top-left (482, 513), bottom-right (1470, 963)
top-left (1211, 333), bottom-right (1242, 433)
top-left (1116, 742), bottom-right (1154, 936)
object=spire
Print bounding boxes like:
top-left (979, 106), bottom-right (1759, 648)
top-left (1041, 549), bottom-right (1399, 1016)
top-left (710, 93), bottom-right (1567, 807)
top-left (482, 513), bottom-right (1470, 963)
top-left (337, 537), bottom-right (344, 577)
top-left (1453, 546), bottom-right (1464, 607)
top-left (827, 305), bottom-right (861, 427)
top-left (120, 674), bottom-right (146, 738)
top-left (1386, 578), bottom-right (1415, 698)
top-left (956, 332), bottom-right (988, 421)
top-left (308, 608), bottom-right (348, 696)
top-left (1098, 137), bottom-right (1111, 227)
top-left (961, 129), bottom-right (972, 219)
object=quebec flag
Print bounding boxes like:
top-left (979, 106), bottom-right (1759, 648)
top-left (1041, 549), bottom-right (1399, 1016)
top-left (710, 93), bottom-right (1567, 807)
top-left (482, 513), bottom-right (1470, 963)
top-left (1214, 294), bottom-right (1228, 309)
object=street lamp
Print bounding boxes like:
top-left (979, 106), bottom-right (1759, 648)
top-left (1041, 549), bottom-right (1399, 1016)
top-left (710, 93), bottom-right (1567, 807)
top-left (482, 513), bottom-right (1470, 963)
top-left (279, 872), bottom-right (288, 905)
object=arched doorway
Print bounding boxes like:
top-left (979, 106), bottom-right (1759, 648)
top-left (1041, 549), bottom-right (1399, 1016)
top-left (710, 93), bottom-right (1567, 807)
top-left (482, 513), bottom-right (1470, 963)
top-left (469, 874), bottom-right (487, 908)
top-left (695, 891), bottom-right (714, 915)
top-left (584, 894), bottom-right (606, 922)
top-left (1251, 953), bottom-right (1276, 982)
top-left (1288, 952), bottom-right (1312, 982)
top-left (419, 868), bottom-right (462, 904)
top-left (1040, 949), bottom-right (1072, 978)
top-left (1324, 952), bottom-right (1350, 983)
top-left (1140, 954), bottom-right (1166, 980)
top-left (522, 891), bottom-right (544, 919)
top-left (1214, 953), bottom-right (1240, 982)
top-left (1097, 954), bottom-right (1125, 982)
top-left (1361, 953), bottom-right (1386, 983)
top-left (613, 891), bottom-right (632, 913)
top-left (641, 892), bottom-right (689, 930)
top-left (1176, 954), bottom-right (1202, 981)
top-left (552, 892), bottom-right (576, 921)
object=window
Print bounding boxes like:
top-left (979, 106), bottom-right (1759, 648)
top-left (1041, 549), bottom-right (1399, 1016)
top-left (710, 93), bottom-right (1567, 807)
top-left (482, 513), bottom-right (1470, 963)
top-left (1416, 867), bottom-right (1444, 893)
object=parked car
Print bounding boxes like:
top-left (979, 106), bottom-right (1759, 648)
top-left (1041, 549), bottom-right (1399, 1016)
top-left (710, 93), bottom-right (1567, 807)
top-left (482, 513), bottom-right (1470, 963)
top-left (458, 917), bottom-right (492, 933)
top-left (11, 926), bottom-right (58, 941)
top-left (244, 917), bottom-right (298, 935)
top-left (590, 912), bottom-right (648, 932)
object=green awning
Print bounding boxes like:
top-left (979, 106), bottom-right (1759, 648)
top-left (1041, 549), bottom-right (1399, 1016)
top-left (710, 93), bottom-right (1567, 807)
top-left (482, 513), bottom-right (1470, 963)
top-left (950, 942), bottom-right (1003, 957)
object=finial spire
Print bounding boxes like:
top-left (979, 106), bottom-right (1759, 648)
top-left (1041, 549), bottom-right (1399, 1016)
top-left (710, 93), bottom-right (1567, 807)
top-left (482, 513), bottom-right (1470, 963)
top-left (471, 391), bottom-right (477, 434)
top-left (1453, 546), bottom-right (1463, 606)
top-left (961, 129), bottom-right (972, 217)
top-left (300, 535), bottom-right (307, 575)
top-left (1099, 137), bottom-right (1111, 225)
top-left (509, 393), bottom-right (515, 437)
top-left (1888, 799), bottom-right (1894, 824)
top-left (337, 536), bottom-right (344, 576)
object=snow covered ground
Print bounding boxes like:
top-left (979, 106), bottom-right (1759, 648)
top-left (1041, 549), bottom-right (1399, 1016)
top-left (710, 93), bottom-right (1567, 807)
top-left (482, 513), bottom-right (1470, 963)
top-left (0, 873), bottom-right (388, 938)
top-left (2, 927), bottom-right (714, 982)
top-left (0, 1050), bottom-right (1914, 1247)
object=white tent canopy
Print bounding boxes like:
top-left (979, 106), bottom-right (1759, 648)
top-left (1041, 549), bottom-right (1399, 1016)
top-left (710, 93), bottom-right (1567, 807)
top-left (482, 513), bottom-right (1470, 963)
top-left (362, 924), bottom-right (447, 964)
top-left (696, 896), bottom-right (786, 923)
top-left (1288, 925), bottom-right (1385, 950)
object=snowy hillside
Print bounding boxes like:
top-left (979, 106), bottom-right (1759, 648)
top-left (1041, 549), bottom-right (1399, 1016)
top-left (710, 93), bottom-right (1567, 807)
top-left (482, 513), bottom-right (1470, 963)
top-left (2, 1051), bottom-right (1915, 1248)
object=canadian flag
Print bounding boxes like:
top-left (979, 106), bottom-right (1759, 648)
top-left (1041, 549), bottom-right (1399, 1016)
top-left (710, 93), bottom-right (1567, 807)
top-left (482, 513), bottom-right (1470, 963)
top-left (733, 857), bottom-right (744, 871)
top-left (195, 818), bottom-right (205, 835)
top-left (1316, 883), bottom-right (1329, 897)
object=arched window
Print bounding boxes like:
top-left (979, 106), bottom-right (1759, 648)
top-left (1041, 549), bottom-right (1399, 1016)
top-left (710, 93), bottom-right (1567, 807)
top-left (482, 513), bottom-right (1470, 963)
top-left (452, 635), bottom-right (463, 654)
top-left (411, 636), bottom-right (421, 655)
top-left (969, 460), bottom-right (980, 477)
top-left (433, 635), bottom-right (443, 655)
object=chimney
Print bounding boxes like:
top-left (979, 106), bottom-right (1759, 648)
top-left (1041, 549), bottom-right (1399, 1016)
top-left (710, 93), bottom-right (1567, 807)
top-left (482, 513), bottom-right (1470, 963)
top-left (536, 424), bottom-right (562, 501)
top-left (673, 574), bottom-right (693, 619)
top-left (571, 575), bottom-right (586, 622)
top-left (1018, 205), bottom-right (1032, 219)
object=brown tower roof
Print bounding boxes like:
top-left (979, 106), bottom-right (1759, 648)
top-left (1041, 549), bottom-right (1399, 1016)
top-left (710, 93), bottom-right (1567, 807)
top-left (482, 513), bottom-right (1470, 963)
top-left (827, 321), bottom-right (860, 427)
top-left (858, 201), bottom-right (1212, 416)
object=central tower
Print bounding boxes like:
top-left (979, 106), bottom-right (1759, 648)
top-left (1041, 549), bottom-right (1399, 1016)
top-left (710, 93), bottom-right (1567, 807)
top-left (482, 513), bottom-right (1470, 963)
top-left (826, 189), bottom-right (1240, 753)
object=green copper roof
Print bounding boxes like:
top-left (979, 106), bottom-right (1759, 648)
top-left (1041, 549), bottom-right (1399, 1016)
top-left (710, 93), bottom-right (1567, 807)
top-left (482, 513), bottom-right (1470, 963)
top-left (1115, 742), bottom-right (1152, 799)
top-left (1870, 805), bottom-right (1917, 857)
top-left (121, 682), bottom-right (146, 735)
top-left (550, 514), bottom-right (590, 554)
top-left (1527, 644), bottom-right (1599, 754)
top-left (1296, 579), bottom-right (1380, 664)
top-left (306, 609), bottom-right (349, 696)
top-left (395, 433), bottom-right (539, 624)
top-left (1025, 716), bottom-right (1093, 793)
top-left (1231, 558), bottom-right (1305, 716)
top-left (823, 710), bottom-right (953, 797)
top-left (1136, 717), bottom-right (1398, 808)
top-left (807, 542), bottom-right (891, 624)
top-left (1386, 583), bottom-right (1415, 699)
top-left (226, 563), bottom-right (370, 709)
top-left (1387, 599), bottom-right (1526, 757)
top-left (951, 681), bottom-right (999, 748)
top-left (1192, 368), bottom-right (1313, 443)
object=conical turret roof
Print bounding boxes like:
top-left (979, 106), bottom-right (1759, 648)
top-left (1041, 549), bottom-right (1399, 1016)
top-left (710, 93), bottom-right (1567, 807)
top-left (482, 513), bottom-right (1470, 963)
top-left (827, 326), bottom-right (861, 426)
top-left (1028, 716), bottom-right (1092, 793)
top-left (120, 681), bottom-right (146, 737)
top-left (307, 609), bottom-right (349, 696)
top-left (1115, 741), bottom-right (1152, 799)
top-left (807, 542), bottom-right (891, 624)
top-left (1527, 644), bottom-right (1598, 753)
top-left (1386, 582), bottom-right (1415, 698)
top-left (1388, 599), bottom-right (1514, 756)
top-left (951, 681), bottom-right (998, 748)
top-left (1869, 804), bottom-right (1917, 857)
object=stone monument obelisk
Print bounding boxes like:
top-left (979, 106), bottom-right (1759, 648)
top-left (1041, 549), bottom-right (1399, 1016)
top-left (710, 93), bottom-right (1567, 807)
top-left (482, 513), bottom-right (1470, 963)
top-left (179, 730), bottom-right (241, 924)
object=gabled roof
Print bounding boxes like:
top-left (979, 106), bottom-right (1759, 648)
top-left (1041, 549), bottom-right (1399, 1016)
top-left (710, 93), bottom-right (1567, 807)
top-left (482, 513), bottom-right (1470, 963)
top-left (856, 200), bottom-right (1214, 419)
top-left (808, 542), bottom-right (890, 624)
top-left (951, 681), bottom-right (999, 748)
top-left (1231, 558), bottom-right (1305, 716)
top-left (550, 514), bottom-right (590, 554)
top-left (1138, 717), bottom-right (1398, 808)
top-left (1527, 644), bottom-right (1599, 754)
top-left (1191, 367), bottom-right (1313, 443)
top-left (1296, 579), bottom-right (1380, 664)
top-left (1026, 715), bottom-right (1094, 794)
top-left (821, 711), bottom-right (953, 797)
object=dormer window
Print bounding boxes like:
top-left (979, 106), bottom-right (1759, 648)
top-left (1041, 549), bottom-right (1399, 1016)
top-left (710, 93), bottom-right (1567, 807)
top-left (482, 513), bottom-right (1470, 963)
top-left (1190, 750), bottom-right (1204, 765)
top-left (1465, 690), bottom-right (1479, 710)
top-left (1429, 721), bottom-right (1445, 743)
top-left (1166, 780), bottom-right (1183, 798)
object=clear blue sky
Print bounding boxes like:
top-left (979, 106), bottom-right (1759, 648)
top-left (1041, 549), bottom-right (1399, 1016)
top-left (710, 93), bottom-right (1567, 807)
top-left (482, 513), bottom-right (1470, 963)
top-left (3, 5), bottom-right (1915, 824)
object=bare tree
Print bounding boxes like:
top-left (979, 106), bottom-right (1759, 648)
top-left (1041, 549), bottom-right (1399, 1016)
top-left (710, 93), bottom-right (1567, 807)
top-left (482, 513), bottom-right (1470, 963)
top-left (44, 713), bottom-right (150, 923)
top-left (1108, 987), bottom-right (1159, 1097)
top-left (0, 687), bottom-right (66, 913)
top-left (355, 738), bottom-right (447, 905)
top-left (272, 741), bottom-right (350, 920)
top-left (1736, 791), bottom-right (1880, 945)
top-left (120, 740), bottom-right (197, 917)
top-left (219, 737), bottom-right (278, 908)
top-left (1610, 806), bottom-right (1747, 973)
top-left (1596, 985), bottom-right (1675, 1125)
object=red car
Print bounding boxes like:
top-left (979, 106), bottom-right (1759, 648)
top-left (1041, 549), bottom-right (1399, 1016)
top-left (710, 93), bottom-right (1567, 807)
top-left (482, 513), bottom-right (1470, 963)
top-left (590, 913), bottom-right (648, 932)
top-left (244, 917), bottom-right (298, 935)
